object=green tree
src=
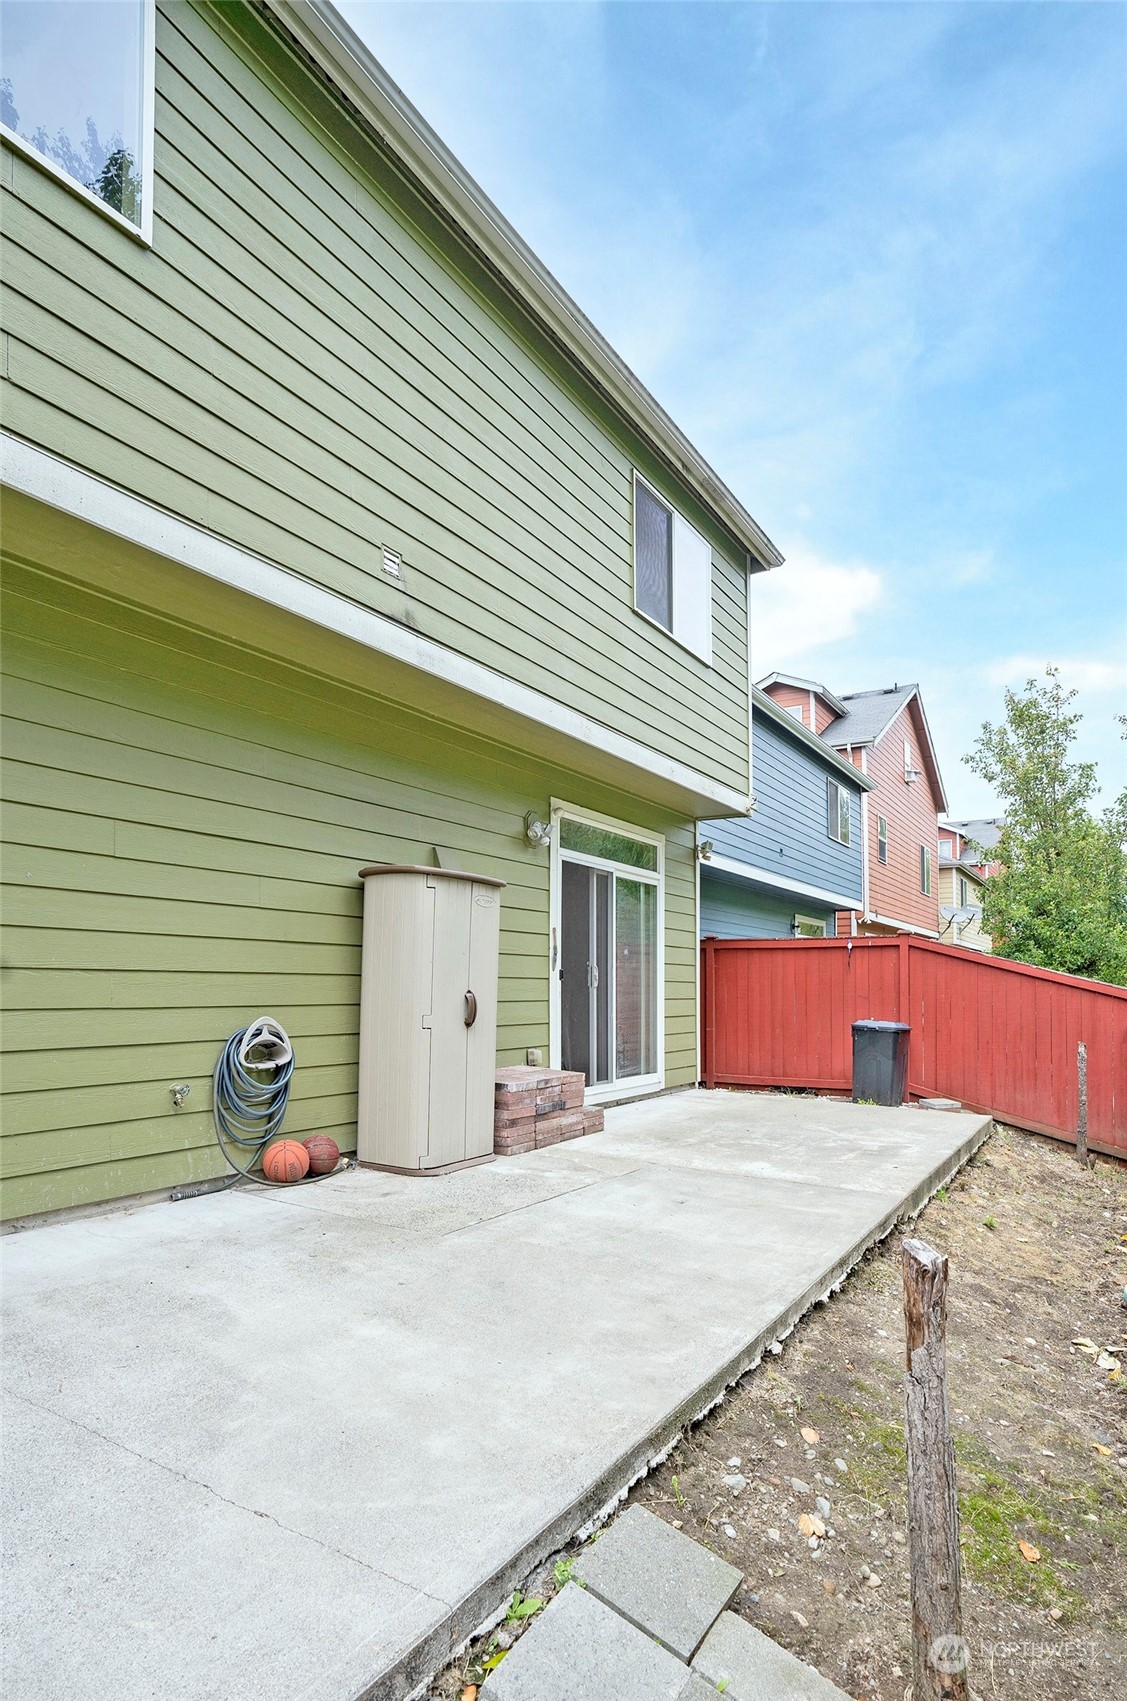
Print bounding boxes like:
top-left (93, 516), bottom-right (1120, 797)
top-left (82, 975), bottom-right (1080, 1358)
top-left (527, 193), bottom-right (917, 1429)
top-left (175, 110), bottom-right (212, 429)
top-left (964, 669), bottom-right (1127, 985)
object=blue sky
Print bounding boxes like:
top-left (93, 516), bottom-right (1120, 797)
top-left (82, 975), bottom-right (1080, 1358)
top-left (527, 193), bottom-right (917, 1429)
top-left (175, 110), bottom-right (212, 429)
top-left (341, 0), bottom-right (1127, 815)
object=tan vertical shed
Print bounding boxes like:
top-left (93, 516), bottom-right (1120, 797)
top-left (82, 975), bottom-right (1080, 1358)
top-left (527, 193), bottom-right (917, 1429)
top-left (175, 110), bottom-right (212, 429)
top-left (356, 866), bottom-right (505, 1173)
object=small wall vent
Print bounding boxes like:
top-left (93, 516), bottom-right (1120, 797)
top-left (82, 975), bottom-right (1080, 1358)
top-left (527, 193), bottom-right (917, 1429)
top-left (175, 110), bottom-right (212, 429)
top-left (381, 546), bottom-right (403, 580)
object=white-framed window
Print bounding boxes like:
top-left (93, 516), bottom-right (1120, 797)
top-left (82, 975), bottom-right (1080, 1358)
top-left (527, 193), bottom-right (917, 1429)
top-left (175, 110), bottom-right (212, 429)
top-left (793, 914), bottom-right (827, 938)
top-left (0, 0), bottom-right (156, 243)
top-left (632, 472), bottom-right (713, 665)
top-left (920, 844), bottom-right (933, 896)
top-left (958, 875), bottom-right (970, 908)
top-left (826, 778), bottom-right (851, 846)
top-left (784, 703), bottom-right (805, 725)
top-left (550, 802), bottom-right (664, 1101)
top-left (877, 815), bottom-right (889, 864)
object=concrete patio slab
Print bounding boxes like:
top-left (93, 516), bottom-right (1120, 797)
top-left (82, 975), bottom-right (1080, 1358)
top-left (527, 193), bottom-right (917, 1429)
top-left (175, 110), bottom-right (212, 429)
top-left (0, 1089), bottom-right (989, 1701)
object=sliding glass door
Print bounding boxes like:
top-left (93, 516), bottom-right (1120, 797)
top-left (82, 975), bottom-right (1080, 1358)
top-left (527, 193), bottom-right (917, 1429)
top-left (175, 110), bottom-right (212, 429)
top-left (555, 813), bottom-right (661, 1093)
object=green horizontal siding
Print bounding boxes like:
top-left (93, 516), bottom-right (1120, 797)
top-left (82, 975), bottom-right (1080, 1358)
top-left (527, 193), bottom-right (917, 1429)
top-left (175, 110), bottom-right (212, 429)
top-left (0, 0), bottom-right (749, 796)
top-left (0, 556), bottom-right (698, 1220)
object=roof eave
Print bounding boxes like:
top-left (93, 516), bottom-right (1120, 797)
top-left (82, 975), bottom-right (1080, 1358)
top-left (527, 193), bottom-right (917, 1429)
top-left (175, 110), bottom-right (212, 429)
top-left (897, 689), bottom-right (949, 814)
top-left (752, 686), bottom-right (873, 790)
top-left (262, 0), bottom-right (784, 572)
top-left (756, 672), bottom-right (849, 717)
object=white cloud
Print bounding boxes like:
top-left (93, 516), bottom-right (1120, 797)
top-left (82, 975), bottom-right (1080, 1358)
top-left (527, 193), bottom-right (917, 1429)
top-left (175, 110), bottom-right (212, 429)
top-left (983, 651), bottom-right (1127, 696)
top-left (748, 544), bottom-right (883, 672)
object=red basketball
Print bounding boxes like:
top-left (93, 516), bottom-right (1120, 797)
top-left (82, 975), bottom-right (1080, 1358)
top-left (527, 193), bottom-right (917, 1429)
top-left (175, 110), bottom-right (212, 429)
top-left (303, 1135), bottom-right (340, 1176)
top-left (262, 1140), bottom-right (309, 1183)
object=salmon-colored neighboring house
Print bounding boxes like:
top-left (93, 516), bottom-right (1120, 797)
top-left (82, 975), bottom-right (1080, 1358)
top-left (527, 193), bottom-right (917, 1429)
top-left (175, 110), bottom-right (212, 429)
top-left (759, 675), bottom-right (948, 937)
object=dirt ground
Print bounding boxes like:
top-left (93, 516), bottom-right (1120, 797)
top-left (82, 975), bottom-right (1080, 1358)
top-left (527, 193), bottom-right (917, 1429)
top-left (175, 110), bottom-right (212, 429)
top-left (433, 1122), bottom-right (1127, 1699)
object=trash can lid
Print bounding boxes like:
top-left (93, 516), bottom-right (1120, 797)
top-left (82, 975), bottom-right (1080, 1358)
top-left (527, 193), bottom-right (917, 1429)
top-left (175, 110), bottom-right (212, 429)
top-left (851, 1019), bottom-right (910, 1032)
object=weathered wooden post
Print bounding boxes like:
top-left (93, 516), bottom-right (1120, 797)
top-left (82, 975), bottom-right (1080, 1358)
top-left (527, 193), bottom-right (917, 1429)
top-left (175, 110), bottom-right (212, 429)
top-left (903, 1238), bottom-right (968, 1701)
top-left (1076, 1041), bottom-right (1088, 1167)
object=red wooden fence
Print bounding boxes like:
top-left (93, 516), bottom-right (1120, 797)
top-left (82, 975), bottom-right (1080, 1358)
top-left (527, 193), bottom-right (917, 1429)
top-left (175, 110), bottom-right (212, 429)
top-left (701, 936), bottom-right (1127, 1157)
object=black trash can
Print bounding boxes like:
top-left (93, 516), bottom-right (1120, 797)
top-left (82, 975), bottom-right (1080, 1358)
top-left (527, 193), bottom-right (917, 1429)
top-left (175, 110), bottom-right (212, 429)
top-left (851, 1019), bottom-right (910, 1105)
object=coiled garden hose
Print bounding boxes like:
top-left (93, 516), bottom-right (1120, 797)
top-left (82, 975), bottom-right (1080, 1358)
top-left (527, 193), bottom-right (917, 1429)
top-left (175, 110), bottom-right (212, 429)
top-left (212, 1018), bottom-right (296, 1181)
top-left (171, 1017), bottom-right (343, 1201)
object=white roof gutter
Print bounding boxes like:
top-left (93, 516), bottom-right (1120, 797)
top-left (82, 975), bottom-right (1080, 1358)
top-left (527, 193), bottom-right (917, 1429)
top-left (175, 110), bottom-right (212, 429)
top-left (262, 0), bottom-right (784, 572)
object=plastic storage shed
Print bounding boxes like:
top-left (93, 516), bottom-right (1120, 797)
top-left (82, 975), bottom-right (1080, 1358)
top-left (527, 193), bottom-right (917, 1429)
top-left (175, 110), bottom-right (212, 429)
top-left (357, 865), bottom-right (505, 1174)
top-left (851, 1019), bottom-right (910, 1106)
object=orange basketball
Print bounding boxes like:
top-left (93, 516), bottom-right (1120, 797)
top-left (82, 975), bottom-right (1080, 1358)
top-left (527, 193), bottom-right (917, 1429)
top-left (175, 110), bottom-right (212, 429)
top-left (303, 1135), bottom-right (340, 1176)
top-left (262, 1140), bottom-right (309, 1183)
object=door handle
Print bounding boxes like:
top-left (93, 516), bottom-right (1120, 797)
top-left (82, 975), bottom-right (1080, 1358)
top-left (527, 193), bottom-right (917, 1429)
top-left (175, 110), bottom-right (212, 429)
top-left (464, 989), bottom-right (477, 1027)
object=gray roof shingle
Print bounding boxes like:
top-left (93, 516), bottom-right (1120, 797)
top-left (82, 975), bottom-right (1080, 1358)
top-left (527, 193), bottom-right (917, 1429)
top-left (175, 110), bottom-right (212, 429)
top-left (823, 684), bottom-right (918, 747)
top-left (944, 819), bottom-right (1004, 851)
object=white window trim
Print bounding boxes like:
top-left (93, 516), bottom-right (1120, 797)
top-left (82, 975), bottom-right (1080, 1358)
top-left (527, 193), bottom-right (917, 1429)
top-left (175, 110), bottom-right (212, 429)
top-left (877, 815), bottom-right (889, 864)
top-left (631, 469), bottom-right (713, 668)
top-left (0, 0), bottom-right (156, 247)
top-left (549, 799), bottom-right (665, 1104)
top-left (827, 777), bottom-right (850, 846)
top-left (920, 843), bottom-right (933, 896)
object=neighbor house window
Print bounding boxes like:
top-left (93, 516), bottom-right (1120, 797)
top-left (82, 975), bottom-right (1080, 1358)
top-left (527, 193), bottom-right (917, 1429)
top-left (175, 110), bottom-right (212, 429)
top-left (877, 815), bottom-right (889, 864)
top-left (920, 844), bottom-right (933, 896)
top-left (793, 914), bottom-right (826, 938)
top-left (633, 474), bottom-right (713, 664)
top-left (958, 875), bottom-right (970, 908)
top-left (827, 779), bottom-right (850, 846)
top-left (785, 704), bottom-right (805, 725)
top-left (0, 1), bottom-right (154, 239)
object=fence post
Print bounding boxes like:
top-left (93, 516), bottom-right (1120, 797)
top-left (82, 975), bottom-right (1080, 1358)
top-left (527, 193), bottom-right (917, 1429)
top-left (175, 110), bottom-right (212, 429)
top-left (898, 934), bottom-right (913, 1091)
top-left (702, 938), bottom-right (717, 1089)
top-left (1076, 1041), bottom-right (1088, 1167)
top-left (903, 1237), bottom-right (968, 1701)
top-left (898, 933), bottom-right (911, 1023)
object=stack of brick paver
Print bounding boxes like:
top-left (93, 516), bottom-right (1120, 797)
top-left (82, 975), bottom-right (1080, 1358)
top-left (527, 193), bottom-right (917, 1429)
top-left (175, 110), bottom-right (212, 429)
top-left (494, 1067), bottom-right (604, 1156)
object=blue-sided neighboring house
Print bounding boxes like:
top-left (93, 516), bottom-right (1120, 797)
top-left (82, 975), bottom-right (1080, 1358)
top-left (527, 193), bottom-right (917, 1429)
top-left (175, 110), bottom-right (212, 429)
top-left (699, 686), bottom-right (871, 938)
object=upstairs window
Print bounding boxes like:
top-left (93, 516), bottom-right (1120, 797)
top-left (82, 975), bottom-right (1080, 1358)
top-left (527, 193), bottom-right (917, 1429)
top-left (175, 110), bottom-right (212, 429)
top-left (0, 1), bottom-right (154, 239)
top-left (633, 474), bottom-right (713, 665)
top-left (877, 815), bottom-right (889, 864)
top-left (827, 779), bottom-right (851, 846)
top-left (920, 844), bottom-right (933, 896)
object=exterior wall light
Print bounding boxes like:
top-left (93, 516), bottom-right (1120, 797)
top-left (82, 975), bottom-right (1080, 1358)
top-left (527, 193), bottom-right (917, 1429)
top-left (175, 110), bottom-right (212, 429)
top-left (524, 812), bottom-right (552, 848)
top-left (697, 839), bottom-right (714, 861)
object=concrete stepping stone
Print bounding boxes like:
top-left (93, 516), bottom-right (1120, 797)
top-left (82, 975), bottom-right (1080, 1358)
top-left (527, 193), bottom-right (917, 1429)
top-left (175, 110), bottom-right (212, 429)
top-left (483, 1582), bottom-right (689, 1699)
top-left (573, 1505), bottom-right (742, 1660)
top-left (692, 1611), bottom-right (852, 1699)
